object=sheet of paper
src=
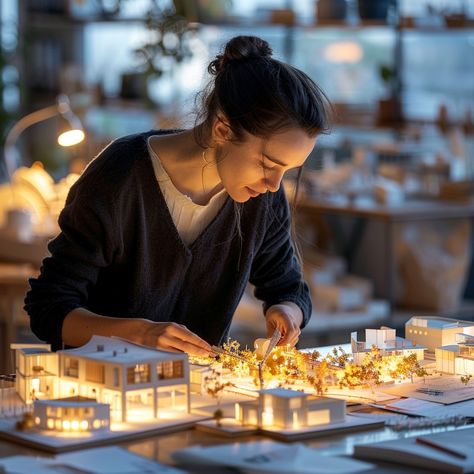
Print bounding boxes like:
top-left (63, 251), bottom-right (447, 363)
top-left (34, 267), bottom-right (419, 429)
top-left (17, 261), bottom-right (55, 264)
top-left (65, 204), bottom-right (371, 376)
top-left (173, 440), bottom-right (374, 474)
top-left (377, 397), bottom-right (474, 417)
top-left (380, 375), bottom-right (474, 404)
top-left (0, 446), bottom-right (185, 474)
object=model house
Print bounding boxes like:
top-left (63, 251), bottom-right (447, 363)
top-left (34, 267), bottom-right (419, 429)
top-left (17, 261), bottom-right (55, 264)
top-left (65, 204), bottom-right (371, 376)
top-left (12, 343), bottom-right (58, 403)
top-left (435, 333), bottom-right (474, 375)
top-left (405, 316), bottom-right (474, 352)
top-left (235, 388), bottom-right (345, 430)
top-left (33, 396), bottom-right (110, 432)
top-left (12, 335), bottom-right (191, 424)
top-left (351, 327), bottom-right (425, 365)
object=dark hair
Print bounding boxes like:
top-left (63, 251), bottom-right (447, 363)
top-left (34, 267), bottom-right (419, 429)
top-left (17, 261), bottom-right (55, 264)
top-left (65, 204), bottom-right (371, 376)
top-left (195, 35), bottom-right (332, 146)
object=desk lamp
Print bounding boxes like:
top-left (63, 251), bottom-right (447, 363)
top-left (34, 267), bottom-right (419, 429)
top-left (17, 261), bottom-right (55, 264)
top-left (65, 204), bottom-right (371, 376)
top-left (3, 94), bottom-right (85, 180)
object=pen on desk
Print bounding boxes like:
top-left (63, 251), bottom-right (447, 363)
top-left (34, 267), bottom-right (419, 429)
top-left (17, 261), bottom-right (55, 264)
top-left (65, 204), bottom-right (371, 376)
top-left (415, 437), bottom-right (467, 459)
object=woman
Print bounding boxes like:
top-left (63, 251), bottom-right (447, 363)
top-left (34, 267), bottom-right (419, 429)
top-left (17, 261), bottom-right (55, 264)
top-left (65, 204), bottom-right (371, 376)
top-left (25, 36), bottom-right (331, 356)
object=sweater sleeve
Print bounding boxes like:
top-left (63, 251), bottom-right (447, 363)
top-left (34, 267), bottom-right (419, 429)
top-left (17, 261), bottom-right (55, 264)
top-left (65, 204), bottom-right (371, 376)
top-left (249, 189), bottom-right (312, 328)
top-left (24, 188), bottom-right (118, 351)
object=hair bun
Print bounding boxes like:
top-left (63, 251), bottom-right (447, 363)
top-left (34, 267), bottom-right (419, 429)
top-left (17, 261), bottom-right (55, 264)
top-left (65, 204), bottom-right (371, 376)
top-left (208, 36), bottom-right (273, 75)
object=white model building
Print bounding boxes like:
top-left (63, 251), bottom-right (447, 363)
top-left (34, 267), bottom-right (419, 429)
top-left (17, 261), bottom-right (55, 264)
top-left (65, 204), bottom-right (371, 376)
top-left (351, 327), bottom-right (425, 365)
top-left (405, 316), bottom-right (474, 352)
top-left (12, 344), bottom-right (57, 403)
top-left (235, 388), bottom-right (345, 430)
top-left (435, 333), bottom-right (474, 375)
top-left (33, 397), bottom-right (110, 432)
top-left (12, 335), bottom-right (191, 424)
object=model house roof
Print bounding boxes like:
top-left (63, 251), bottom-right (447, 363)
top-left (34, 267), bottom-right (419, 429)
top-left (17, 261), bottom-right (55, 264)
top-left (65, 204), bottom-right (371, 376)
top-left (19, 347), bottom-right (52, 355)
top-left (406, 316), bottom-right (474, 329)
top-left (259, 388), bottom-right (308, 398)
top-left (438, 345), bottom-right (460, 353)
top-left (59, 335), bottom-right (187, 365)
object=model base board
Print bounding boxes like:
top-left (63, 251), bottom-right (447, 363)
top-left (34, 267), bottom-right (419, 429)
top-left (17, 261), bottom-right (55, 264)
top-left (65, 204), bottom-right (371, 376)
top-left (196, 415), bottom-right (385, 441)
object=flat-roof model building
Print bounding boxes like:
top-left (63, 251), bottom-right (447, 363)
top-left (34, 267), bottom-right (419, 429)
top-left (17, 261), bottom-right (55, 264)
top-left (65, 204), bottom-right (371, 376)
top-left (236, 388), bottom-right (345, 430)
top-left (351, 327), bottom-right (425, 365)
top-left (33, 396), bottom-right (110, 433)
top-left (405, 316), bottom-right (474, 353)
top-left (12, 344), bottom-right (57, 403)
top-left (12, 336), bottom-right (191, 424)
top-left (435, 334), bottom-right (474, 375)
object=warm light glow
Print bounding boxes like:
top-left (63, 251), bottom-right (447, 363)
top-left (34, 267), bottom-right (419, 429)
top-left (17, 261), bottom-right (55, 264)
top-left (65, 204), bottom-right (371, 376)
top-left (235, 403), bottom-right (241, 420)
top-left (58, 129), bottom-right (85, 147)
top-left (55, 419), bottom-right (61, 430)
top-left (71, 420), bottom-right (80, 431)
top-left (292, 411), bottom-right (299, 429)
top-left (47, 418), bottom-right (54, 429)
top-left (324, 41), bottom-right (363, 64)
top-left (63, 420), bottom-right (71, 430)
top-left (80, 420), bottom-right (88, 430)
top-left (262, 410), bottom-right (273, 427)
top-left (93, 419), bottom-right (101, 429)
top-left (31, 378), bottom-right (40, 393)
top-left (308, 409), bottom-right (330, 425)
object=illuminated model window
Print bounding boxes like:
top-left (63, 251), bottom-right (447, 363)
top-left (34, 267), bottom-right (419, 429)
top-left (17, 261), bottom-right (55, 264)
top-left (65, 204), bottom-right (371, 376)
top-left (64, 358), bottom-right (79, 378)
top-left (127, 364), bottom-right (151, 384)
top-left (157, 360), bottom-right (183, 380)
top-left (86, 361), bottom-right (105, 384)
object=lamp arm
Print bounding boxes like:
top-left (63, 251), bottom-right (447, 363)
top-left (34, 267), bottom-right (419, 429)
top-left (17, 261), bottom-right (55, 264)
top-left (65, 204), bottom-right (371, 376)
top-left (4, 105), bottom-right (59, 180)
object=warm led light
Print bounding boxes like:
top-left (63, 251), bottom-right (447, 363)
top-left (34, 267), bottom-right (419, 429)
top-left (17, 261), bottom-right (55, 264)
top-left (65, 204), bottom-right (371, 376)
top-left (235, 403), bottom-right (241, 420)
top-left (47, 418), bottom-right (54, 429)
top-left (35, 417), bottom-right (40, 425)
top-left (58, 129), bottom-right (85, 147)
top-left (55, 419), bottom-right (61, 430)
top-left (31, 378), bottom-right (40, 392)
top-left (292, 411), bottom-right (299, 429)
top-left (324, 41), bottom-right (363, 64)
top-left (80, 420), bottom-right (88, 430)
top-left (93, 419), bottom-right (101, 429)
top-left (63, 420), bottom-right (71, 430)
top-left (71, 420), bottom-right (80, 431)
top-left (262, 410), bottom-right (273, 427)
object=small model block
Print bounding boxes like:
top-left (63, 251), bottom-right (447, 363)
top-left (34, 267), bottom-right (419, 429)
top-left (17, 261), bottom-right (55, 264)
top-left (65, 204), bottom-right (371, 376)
top-left (405, 316), bottom-right (474, 352)
top-left (33, 396), bottom-right (110, 432)
top-left (236, 388), bottom-right (346, 430)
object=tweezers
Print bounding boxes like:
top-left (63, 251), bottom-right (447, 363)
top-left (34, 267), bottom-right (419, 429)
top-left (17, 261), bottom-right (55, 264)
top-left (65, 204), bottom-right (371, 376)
top-left (259, 328), bottom-right (282, 367)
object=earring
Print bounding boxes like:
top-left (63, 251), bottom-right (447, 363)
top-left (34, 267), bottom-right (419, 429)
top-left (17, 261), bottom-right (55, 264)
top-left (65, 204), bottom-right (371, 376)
top-left (202, 148), bottom-right (211, 165)
top-left (201, 149), bottom-right (209, 194)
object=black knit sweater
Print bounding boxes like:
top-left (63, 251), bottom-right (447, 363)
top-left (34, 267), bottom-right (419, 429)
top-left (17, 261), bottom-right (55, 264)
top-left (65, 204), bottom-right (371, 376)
top-left (24, 130), bottom-right (311, 350)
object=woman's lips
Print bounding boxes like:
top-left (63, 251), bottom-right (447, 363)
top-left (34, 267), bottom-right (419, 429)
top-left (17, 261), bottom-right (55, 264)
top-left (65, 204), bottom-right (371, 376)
top-left (246, 186), bottom-right (261, 197)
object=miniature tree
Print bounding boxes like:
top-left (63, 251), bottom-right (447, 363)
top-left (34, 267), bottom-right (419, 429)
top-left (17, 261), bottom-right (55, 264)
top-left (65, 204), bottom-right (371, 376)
top-left (326, 347), bottom-right (350, 368)
top-left (393, 353), bottom-right (428, 383)
top-left (204, 368), bottom-right (232, 427)
top-left (338, 362), bottom-right (363, 390)
top-left (308, 359), bottom-right (329, 396)
top-left (460, 374), bottom-right (472, 386)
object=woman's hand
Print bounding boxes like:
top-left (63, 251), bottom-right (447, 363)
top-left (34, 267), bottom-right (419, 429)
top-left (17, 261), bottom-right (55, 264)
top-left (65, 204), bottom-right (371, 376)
top-left (140, 320), bottom-right (212, 357)
top-left (265, 302), bottom-right (303, 347)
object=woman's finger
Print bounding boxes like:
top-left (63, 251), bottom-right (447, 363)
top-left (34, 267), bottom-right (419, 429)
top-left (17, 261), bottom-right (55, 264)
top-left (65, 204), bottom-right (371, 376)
top-left (167, 323), bottom-right (212, 352)
top-left (157, 333), bottom-right (211, 357)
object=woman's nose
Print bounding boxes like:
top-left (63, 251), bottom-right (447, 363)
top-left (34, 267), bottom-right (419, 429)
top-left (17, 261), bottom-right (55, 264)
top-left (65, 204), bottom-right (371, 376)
top-left (265, 170), bottom-right (284, 192)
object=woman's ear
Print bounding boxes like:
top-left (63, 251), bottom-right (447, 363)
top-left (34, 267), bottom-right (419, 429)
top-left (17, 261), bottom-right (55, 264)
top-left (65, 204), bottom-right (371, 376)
top-left (211, 116), bottom-right (231, 145)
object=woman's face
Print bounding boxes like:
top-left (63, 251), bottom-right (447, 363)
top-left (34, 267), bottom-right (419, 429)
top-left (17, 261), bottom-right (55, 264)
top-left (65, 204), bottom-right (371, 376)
top-left (215, 127), bottom-right (316, 203)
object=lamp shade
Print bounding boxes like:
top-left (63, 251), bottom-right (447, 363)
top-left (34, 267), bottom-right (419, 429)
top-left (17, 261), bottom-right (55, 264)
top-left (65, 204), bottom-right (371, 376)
top-left (3, 94), bottom-right (85, 180)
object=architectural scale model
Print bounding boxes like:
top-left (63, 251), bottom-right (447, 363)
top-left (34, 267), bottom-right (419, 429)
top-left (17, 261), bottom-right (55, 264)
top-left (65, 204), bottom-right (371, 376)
top-left (435, 333), bottom-right (474, 375)
top-left (13, 335), bottom-right (191, 423)
top-left (1, 316), bottom-right (474, 451)
top-left (236, 388), bottom-right (346, 429)
top-left (351, 327), bottom-right (426, 365)
top-left (405, 316), bottom-right (474, 353)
